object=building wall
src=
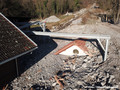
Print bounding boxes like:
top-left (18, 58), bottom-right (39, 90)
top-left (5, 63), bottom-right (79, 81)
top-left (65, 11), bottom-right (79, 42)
top-left (0, 60), bottom-right (17, 88)
top-left (60, 45), bottom-right (86, 56)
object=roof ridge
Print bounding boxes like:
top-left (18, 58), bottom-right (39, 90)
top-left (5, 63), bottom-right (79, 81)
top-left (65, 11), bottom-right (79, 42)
top-left (54, 39), bottom-right (89, 55)
top-left (0, 13), bottom-right (37, 65)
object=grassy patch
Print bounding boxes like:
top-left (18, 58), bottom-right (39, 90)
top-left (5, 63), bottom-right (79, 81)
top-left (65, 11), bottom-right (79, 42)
top-left (30, 25), bottom-right (40, 28)
top-left (46, 15), bottom-right (74, 29)
top-left (59, 15), bottom-right (74, 23)
top-left (81, 11), bottom-right (99, 24)
top-left (30, 15), bottom-right (74, 30)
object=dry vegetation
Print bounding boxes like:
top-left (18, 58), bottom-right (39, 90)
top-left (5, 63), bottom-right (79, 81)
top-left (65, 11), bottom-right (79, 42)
top-left (44, 15), bottom-right (74, 29)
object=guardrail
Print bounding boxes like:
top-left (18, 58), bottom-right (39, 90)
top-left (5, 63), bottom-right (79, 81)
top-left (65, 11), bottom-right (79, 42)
top-left (32, 31), bottom-right (110, 61)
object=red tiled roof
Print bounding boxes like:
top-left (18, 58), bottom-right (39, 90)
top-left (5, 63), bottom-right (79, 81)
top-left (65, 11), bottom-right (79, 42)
top-left (55, 39), bottom-right (89, 55)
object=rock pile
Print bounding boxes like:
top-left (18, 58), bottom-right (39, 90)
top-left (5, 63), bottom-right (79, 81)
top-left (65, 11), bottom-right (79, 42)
top-left (8, 37), bottom-right (119, 90)
top-left (7, 3), bottom-right (120, 89)
top-left (49, 55), bottom-right (118, 89)
top-left (42, 15), bottom-right (60, 23)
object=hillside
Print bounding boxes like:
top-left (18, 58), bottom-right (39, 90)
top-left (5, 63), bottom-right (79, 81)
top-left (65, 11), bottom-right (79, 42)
top-left (6, 4), bottom-right (120, 90)
top-left (0, 0), bottom-right (118, 18)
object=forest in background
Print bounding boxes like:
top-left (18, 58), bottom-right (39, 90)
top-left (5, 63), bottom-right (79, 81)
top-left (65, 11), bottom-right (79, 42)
top-left (0, 0), bottom-right (119, 22)
top-left (0, 0), bottom-right (95, 18)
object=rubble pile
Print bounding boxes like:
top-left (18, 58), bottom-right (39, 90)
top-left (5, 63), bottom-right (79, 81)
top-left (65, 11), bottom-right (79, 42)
top-left (42, 15), bottom-right (60, 23)
top-left (8, 3), bottom-right (120, 90)
top-left (9, 39), bottom-right (118, 89)
top-left (27, 54), bottom-right (117, 90)
top-left (50, 55), bottom-right (118, 89)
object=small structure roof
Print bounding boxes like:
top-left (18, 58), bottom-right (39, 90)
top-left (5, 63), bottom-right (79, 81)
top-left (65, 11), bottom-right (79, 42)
top-left (0, 13), bottom-right (37, 65)
top-left (55, 39), bottom-right (90, 55)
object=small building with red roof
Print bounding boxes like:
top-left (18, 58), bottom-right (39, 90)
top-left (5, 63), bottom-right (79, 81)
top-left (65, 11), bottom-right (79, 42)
top-left (55, 39), bottom-right (92, 56)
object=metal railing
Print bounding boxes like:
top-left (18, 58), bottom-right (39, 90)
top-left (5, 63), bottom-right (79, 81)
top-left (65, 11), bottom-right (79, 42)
top-left (18, 21), bottom-right (110, 61)
top-left (32, 31), bottom-right (110, 61)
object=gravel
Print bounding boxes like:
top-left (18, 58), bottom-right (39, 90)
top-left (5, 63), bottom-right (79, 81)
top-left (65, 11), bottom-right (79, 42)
top-left (42, 15), bottom-right (60, 23)
top-left (8, 4), bottom-right (120, 90)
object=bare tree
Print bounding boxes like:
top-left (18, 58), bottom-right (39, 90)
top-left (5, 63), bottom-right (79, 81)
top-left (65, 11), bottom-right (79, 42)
top-left (112, 0), bottom-right (120, 24)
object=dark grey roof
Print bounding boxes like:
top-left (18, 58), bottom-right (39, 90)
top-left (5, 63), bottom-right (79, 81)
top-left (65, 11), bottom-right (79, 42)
top-left (0, 13), bottom-right (37, 65)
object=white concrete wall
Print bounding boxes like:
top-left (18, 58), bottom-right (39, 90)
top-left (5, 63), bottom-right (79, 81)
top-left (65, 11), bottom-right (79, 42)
top-left (60, 45), bottom-right (87, 56)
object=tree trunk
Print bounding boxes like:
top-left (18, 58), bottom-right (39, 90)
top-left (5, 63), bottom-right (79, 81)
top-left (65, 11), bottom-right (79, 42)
top-left (113, 0), bottom-right (120, 24)
top-left (116, 5), bottom-right (120, 24)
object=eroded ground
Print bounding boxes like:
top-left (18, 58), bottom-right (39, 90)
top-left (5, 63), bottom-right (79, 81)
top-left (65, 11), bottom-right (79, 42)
top-left (8, 5), bottom-right (120, 90)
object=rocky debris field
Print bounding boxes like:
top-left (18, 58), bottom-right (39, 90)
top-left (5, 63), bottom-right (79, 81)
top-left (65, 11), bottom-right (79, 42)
top-left (9, 25), bottom-right (120, 89)
top-left (8, 4), bottom-right (120, 90)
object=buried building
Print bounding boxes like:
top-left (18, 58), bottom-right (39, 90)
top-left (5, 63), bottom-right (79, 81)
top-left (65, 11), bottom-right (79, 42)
top-left (55, 39), bottom-right (92, 56)
top-left (0, 13), bottom-right (37, 88)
